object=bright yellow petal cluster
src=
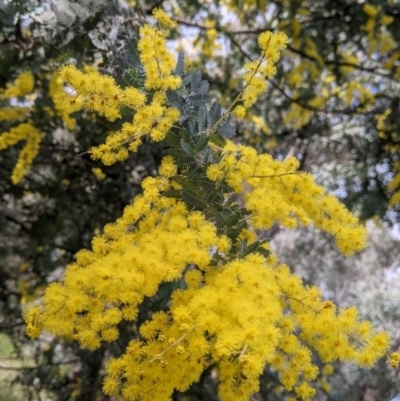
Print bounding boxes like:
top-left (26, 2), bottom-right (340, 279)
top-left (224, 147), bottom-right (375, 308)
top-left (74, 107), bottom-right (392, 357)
top-left (55, 21), bottom-right (181, 166)
top-left (240, 31), bottom-right (288, 110)
top-left (23, 151), bottom-right (390, 400)
top-left (138, 24), bottom-right (182, 90)
top-left (0, 72), bottom-right (43, 184)
top-left (363, 3), bottom-right (380, 18)
top-left (200, 27), bottom-right (222, 58)
top-left (92, 167), bottom-right (106, 180)
top-left (57, 64), bottom-right (131, 122)
top-left (94, 250), bottom-right (388, 401)
top-left (0, 71), bottom-right (35, 99)
top-left (23, 168), bottom-right (222, 349)
top-left (0, 106), bottom-right (30, 122)
top-left (0, 122), bottom-right (43, 184)
top-left (152, 8), bottom-right (177, 29)
top-left (207, 141), bottom-right (367, 256)
top-left (233, 105), bottom-right (246, 120)
top-left (21, 14), bottom-right (393, 401)
top-left (49, 70), bottom-right (80, 130)
top-left (388, 162), bottom-right (400, 207)
top-left (390, 352), bottom-right (400, 368)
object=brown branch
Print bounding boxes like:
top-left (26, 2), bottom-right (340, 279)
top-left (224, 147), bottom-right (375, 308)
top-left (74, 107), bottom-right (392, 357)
top-left (225, 29), bottom-right (378, 116)
top-left (286, 45), bottom-right (389, 76)
top-left (173, 17), bottom-right (389, 76)
top-left (4, 214), bottom-right (30, 234)
top-left (225, 31), bottom-right (251, 59)
top-left (173, 16), bottom-right (215, 30)
top-left (224, 30), bottom-right (321, 113)
top-left (267, 78), bottom-right (376, 116)
top-left (0, 359), bottom-right (80, 371)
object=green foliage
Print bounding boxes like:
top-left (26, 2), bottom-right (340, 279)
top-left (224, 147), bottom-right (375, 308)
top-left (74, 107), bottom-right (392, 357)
top-left (0, 1), bottom-right (399, 401)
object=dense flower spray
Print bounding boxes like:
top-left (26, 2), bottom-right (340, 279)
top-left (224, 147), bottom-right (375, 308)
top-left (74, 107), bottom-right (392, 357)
top-left (0, 68), bottom-right (81, 183)
top-left (0, 71), bottom-right (44, 184)
top-left (23, 8), bottom-right (395, 401)
top-left (0, 122), bottom-right (43, 184)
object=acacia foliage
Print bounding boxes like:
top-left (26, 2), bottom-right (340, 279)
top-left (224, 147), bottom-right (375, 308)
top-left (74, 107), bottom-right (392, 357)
top-left (0, 0), bottom-right (398, 400)
top-left (18, 8), bottom-right (397, 401)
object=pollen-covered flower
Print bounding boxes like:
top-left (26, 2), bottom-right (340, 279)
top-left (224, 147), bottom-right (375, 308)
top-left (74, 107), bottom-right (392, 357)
top-left (233, 105), bottom-right (246, 119)
top-left (152, 8), bottom-right (177, 28)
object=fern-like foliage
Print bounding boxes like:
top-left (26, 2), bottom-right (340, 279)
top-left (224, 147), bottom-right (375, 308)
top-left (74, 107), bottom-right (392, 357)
top-left (159, 62), bottom-right (269, 260)
top-left (96, 40), bottom-right (269, 261)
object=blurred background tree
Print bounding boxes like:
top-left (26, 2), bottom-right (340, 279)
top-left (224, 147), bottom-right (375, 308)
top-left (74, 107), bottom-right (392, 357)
top-left (0, 0), bottom-right (399, 400)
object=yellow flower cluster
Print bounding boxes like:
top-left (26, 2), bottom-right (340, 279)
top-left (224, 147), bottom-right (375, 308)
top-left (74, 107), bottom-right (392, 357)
top-left (199, 27), bottom-right (222, 59)
top-left (363, 1), bottom-right (395, 33)
top-left (56, 64), bottom-right (129, 122)
top-left (152, 7), bottom-right (177, 29)
top-left (363, 3), bottom-right (380, 19)
top-left (233, 31), bottom-right (288, 120)
top-left (388, 162), bottom-right (400, 207)
top-left (283, 102), bottom-right (313, 130)
top-left (91, 167), bottom-right (106, 181)
top-left (0, 72), bottom-right (34, 118)
top-left (390, 352), bottom-right (400, 368)
top-left (376, 108), bottom-right (400, 154)
top-left (49, 70), bottom-right (79, 130)
top-left (314, 364), bottom-right (334, 394)
top-left (361, 3), bottom-right (394, 55)
top-left (207, 141), bottom-right (367, 256)
top-left (375, 110), bottom-right (400, 206)
top-left (55, 12), bottom-right (181, 166)
top-left (0, 71), bottom-right (35, 99)
top-left (0, 71), bottom-right (43, 184)
top-left (140, 9), bottom-right (181, 90)
top-left (0, 122), bottom-right (43, 184)
top-left (22, 22), bottom-right (392, 401)
top-left (342, 81), bottom-right (374, 110)
top-left (221, 0), bottom-right (268, 17)
top-left (23, 158), bottom-right (222, 347)
top-left (0, 106), bottom-right (30, 122)
top-left (24, 154), bottom-right (389, 401)
top-left (101, 251), bottom-right (388, 401)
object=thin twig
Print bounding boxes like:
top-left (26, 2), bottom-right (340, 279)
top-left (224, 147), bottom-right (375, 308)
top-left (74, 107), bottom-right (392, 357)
top-left (173, 17), bottom-right (390, 76)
